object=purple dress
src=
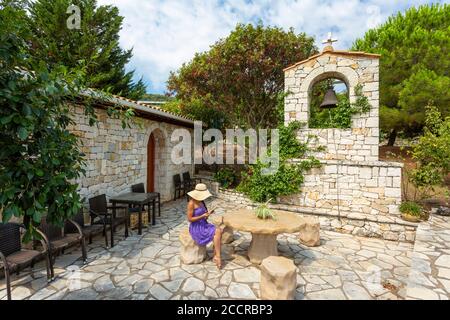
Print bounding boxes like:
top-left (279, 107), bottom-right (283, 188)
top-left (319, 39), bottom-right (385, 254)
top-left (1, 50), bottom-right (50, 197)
top-left (189, 204), bottom-right (216, 246)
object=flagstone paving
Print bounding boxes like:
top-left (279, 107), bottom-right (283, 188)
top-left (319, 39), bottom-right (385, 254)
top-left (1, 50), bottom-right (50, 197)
top-left (1, 198), bottom-right (449, 300)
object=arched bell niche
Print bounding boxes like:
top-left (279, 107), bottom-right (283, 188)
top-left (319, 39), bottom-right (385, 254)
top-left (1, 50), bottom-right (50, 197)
top-left (308, 74), bottom-right (350, 128)
top-left (283, 47), bottom-right (381, 162)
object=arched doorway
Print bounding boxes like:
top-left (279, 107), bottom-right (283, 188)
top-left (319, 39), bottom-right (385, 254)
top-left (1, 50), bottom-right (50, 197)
top-left (146, 128), bottom-right (167, 197)
top-left (147, 133), bottom-right (155, 192)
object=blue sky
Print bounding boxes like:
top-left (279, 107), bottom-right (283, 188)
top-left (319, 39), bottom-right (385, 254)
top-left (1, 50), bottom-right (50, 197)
top-left (97, 0), bottom-right (447, 94)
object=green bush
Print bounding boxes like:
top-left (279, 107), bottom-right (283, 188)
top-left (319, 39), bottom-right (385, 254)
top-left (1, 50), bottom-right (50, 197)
top-left (213, 167), bottom-right (237, 188)
top-left (237, 121), bottom-right (321, 202)
top-left (407, 105), bottom-right (450, 200)
top-left (399, 201), bottom-right (423, 217)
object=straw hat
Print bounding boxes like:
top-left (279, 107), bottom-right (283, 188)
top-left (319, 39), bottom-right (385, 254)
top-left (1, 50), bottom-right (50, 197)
top-left (187, 183), bottom-right (212, 201)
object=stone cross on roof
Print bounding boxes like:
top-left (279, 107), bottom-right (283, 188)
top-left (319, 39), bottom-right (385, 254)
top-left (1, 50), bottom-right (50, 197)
top-left (322, 32), bottom-right (337, 51)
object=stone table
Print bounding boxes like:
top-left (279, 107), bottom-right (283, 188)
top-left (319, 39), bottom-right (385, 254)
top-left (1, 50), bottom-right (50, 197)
top-left (223, 209), bottom-right (306, 264)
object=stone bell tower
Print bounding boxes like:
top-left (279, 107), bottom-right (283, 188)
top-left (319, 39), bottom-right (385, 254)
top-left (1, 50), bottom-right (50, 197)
top-left (280, 35), bottom-right (410, 242)
top-left (284, 33), bottom-right (381, 162)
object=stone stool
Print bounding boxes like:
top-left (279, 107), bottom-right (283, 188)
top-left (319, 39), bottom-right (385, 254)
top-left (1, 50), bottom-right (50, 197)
top-left (210, 181), bottom-right (220, 195)
top-left (260, 256), bottom-right (297, 300)
top-left (298, 217), bottom-right (321, 247)
top-left (179, 228), bottom-right (206, 264)
top-left (209, 215), bottom-right (234, 244)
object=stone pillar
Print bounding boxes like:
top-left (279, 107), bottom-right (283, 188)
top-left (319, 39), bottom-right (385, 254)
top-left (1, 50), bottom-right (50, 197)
top-left (210, 182), bottom-right (220, 196)
top-left (179, 228), bottom-right (206, 264)
top-left (298, 217), bottom-right (321, 247)
top-left (260, 256), bottom-right (297, 300)
top-left (248, 233), bottom-right (278, 264)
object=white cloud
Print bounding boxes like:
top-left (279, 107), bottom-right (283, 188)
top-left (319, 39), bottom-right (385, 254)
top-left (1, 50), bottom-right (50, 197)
top-left (97, 0), bottom-right (444, 93)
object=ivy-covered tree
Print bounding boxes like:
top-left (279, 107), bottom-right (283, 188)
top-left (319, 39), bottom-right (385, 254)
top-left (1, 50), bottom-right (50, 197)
top-left (29, 0), bottom-right (146, 100)
top-left (352, 3), bottom-right (450, 145)
top-left (168, 23), bottom-right (317, 129)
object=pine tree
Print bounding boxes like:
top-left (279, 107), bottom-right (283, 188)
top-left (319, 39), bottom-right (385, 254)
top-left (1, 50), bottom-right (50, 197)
top-left (353, 3), bottom-right (450, 145)
top-left (29, 0), bottom-right (146, 99)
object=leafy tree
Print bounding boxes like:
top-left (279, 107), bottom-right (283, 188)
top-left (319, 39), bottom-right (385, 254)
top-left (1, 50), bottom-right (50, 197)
top-left (407, 105), bottom-right (450, 200)
top-left (140, 93), bottom-right (173, 102)
top-left (162, 98), bottom-right (226, 129)
top-left (352, 3), bottom-right (450, 145)
top-left (168, 23), bottom-right (316, 129)
top-left (28, 0), bottom-right (146, 100)
top-left (0, 2), bottom-right (134, 238)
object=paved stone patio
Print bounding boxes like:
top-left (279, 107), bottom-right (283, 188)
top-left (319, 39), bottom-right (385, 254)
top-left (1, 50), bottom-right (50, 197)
top-left (1, 198), bottom-right (449, 300)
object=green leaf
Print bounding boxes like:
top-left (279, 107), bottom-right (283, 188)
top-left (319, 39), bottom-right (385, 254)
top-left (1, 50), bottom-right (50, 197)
top-left (0, 114), bottom-right (15, 125)
top-left (32, 211), bottom-right (41, 223)
top-left (35, 169), bottom-right (44, 177)
top-left (18, 126), bottom-right (28, 140)
top-left (22, 104), bottom-right (32, 116)
top-left (2, 207), bottom-right (13, 223)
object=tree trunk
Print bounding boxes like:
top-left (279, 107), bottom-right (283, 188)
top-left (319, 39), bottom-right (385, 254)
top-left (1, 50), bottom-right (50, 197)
top-left (387, 129), bottom-right (397, 146)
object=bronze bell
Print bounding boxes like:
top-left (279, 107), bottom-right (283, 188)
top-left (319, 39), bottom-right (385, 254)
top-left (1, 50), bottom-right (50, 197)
top-left (320, 88), bottom-right (339, 109)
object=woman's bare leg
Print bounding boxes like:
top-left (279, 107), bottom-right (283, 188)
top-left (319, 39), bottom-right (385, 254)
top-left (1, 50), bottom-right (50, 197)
top-left (213, 227), bottom-right (222, 268)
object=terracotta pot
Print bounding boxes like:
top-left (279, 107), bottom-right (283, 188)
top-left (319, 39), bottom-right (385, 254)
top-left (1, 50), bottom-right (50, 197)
top-left (401, 213), bottom-right (421, 223)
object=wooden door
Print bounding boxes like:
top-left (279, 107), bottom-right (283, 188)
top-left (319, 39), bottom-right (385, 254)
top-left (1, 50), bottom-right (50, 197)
top-left (147, 133), bottom-right (155, 192)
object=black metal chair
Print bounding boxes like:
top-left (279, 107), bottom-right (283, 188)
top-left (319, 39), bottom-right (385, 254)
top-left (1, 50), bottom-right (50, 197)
top-left (173, 174), bottom-right (185, 200)
top-left (182, 172), bottom-right (196, 192)
top-left (131, 183), bottom-right (145, 193)
top-left (64, 210), bottom-right (106, 246)
top-left (88, 194), bottom-right (128, 248)
top-left (0, 223), bottom-right (51, 300)
top-left (131, 183), bottom-right (161, 217)
top-left (38, 217), bottom-right (86, 279)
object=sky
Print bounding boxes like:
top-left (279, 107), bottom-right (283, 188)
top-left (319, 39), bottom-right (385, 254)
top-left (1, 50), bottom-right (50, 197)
top-left (97, 0), bottom-right (447, 94)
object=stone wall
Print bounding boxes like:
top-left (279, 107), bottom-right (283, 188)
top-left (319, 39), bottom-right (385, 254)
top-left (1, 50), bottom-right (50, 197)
top-left (280, 159), bottom-right (403, 217)
top-left (69, 104), bottom-right (194, 203)
top-left (284, 52), bottom-right (380, 162)
top-left (215, 188), bottom-right (417, 243)
top-left (279, 49), bottom-right (409, 240)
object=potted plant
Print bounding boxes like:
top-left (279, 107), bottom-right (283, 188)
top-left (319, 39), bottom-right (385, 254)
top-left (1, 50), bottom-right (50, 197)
top-left (400, 201), bottom-right (423, 222)
top-left (255, 199), bottom-right (277, 220)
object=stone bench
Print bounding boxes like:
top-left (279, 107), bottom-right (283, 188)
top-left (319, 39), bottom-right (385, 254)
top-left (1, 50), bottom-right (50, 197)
top-left (209, 215), bottom-right (234, 244)
top-left (179, 228), bottom-right (206, 264)
top-left (260, 256), bottom-right (297, 300)
top-left (299, 217), bottom-right (321, 247)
